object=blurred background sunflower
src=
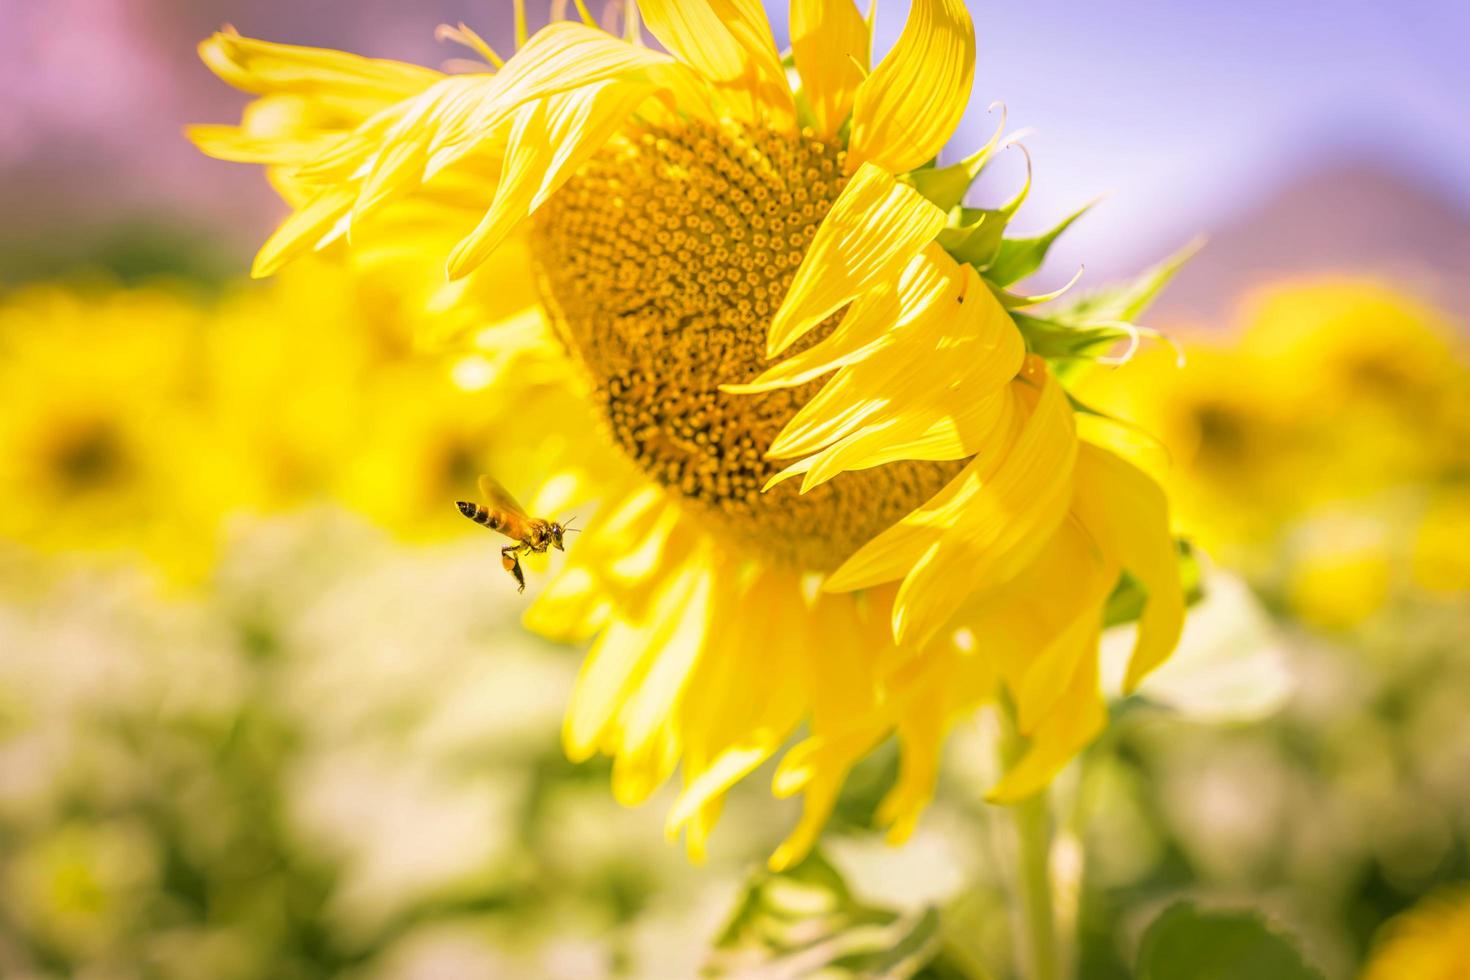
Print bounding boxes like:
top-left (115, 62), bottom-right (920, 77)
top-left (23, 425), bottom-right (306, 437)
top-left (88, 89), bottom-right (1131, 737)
top-left (2, 2), bottom-right (1467, 978)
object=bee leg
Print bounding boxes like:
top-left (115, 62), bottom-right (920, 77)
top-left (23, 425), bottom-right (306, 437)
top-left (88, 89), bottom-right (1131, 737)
top-left (501, 545), bottom-right (527, 593)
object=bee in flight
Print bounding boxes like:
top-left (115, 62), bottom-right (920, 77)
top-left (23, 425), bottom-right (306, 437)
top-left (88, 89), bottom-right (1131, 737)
top-left (456, 475), bottom-right (576, 593)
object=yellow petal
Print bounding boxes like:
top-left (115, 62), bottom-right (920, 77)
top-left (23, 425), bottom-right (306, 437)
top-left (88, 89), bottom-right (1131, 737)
top-left (447, 79), bottom-right (655, 278)
top-left (1072, 442), bottom-right (1185, 691)
top-left (721, 284), bottom-right (900, 394)
top-left (185, 123), bottom-right (342, 166)
top-left (889, 370), bottom-right (1077, 645)
top-left (348, 74), bottom-right (520, 223)
top-left (847, 0), bottom-right (975, 174)
top-left (797, 386), bottom-right (1015, 491)
top-left (611, 563), bottom-right (713, 805)
top-left (805, 590), bottom-right (887, 731)
top-left (791, 0), bottom-right (870, 137)
top-left (767, 261), bottom-right (1026, 486)
top-left (819, 391), bottom-right (1026, 593)
top-left (769, 769), bottom-right (844, 871)
top-left (423, 22), bottom-right (707, 177)
top-left (523, 565), bottom-right (611, 642)
top-left (250, 185), bottom-right (355, 278)
top-left (752, 242), bottom-right (949, 404)
top-left (1014, 608), bottom-right (1102, 737)
top-left (666, 573), bottom-right (805, 835)
top-left (560, 522), bottom-right (694, 761)
top-left (351, 24), bottom-right (699, 212)
top-left (198, 30), bottom-right (440, 101)
top-left (876, 669), bottom-right (950, 843)
top-left (638, 0), bottom-right (795, 129)
top-left (769, 730), bottom-right (879, 856)
top-left (987, 651), bottom-right (1105, 804)
top-left (823, 361), bottom-right (1064, 596)
top-left (767, 164), bottom-right (946, 357)
top-left (764, 593), bottom-right (893, 870)
top-left (561, 619), bottom-right (658, 763)
top-left (668, 746), bottom-right (768, 833)
top-left (962, 515), bottom-right (1115, 735)
top-left (681, 797), bottom-right (724, 864)
top-left (289, 103), bottom-right (407, 181)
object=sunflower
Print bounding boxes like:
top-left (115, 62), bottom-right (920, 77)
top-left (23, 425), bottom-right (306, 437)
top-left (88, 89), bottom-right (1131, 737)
top-left (192, 0), bottom-right (1186, 866)
top-left (207, 256), bottom-right (518, 537)
top-left (0, 286), bottom-right (230, 580)
top-left (1080, 279), bottom-right (1470, 625)
top-left (1362, 887), bottom-right (1470, 980)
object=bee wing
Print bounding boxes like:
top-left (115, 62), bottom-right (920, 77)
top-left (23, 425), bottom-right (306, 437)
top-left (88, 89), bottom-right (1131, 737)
top-left (478, 474), bottom-right (531, 522)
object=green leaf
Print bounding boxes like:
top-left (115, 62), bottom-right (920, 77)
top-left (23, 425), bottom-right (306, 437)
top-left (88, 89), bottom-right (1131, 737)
top-left (1136, 902), bottom-right (1323, 980)
top-left (984, 199), bottom-right (1097, 288)
top-left (708, 850), bottom-right (946, 978)
top-left (828, 907), bottom-right (943, 978)
top-left (1103, 540), bottom-right (1205, 629)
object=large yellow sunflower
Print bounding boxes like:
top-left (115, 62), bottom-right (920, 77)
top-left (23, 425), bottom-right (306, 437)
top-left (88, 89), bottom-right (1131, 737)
top-left (192, 0), bottom-right (1186, 867)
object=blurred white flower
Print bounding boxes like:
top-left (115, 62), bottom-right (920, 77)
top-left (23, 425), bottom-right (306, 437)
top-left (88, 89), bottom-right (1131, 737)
top-left (287, 748), bottom-right (525, 937)
top-left (1103, 570), bottom-right (1294, 723)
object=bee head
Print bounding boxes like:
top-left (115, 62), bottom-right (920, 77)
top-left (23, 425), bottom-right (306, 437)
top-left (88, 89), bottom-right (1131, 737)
top-left (456, 501), bottom-right (476, 519)
top-left (550, 517), bottom-right (579, 551)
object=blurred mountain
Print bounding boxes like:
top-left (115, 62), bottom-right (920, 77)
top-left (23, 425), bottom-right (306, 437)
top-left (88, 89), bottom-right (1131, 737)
top-left (1150, 164), bottom-right (1470, 328)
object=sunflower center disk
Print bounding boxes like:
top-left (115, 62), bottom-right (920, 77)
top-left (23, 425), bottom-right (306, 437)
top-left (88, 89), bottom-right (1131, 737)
top-left (530, 121), bottom-right (960, 571)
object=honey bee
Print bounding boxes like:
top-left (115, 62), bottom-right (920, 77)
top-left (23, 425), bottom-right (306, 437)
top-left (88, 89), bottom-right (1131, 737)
top-left (456, 475), bottom-right (576, 593)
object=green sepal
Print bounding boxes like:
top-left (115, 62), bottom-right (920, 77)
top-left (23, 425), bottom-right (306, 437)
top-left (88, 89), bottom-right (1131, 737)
top-left (1047, 237), bottom-right (1203, 327)
top-left (935, 208), bottom-right (997, 260)
top-left (984, 198), bottom-right (1098, 287)
top-left (988, 267), bottom-right (1085, 310)
top-left (901, 145), bottom-right (999, 214)
top-left (1007, 237), bottom-right (1200, 375)
top-left (1104, 539), bottom-right (1205, 629)
top-left (933, 145), bottom-right (1032, 268)
top-left (1015, 312), bottom-right (1134, 362)
top-left (898, 104), bottom-right (1011, 212)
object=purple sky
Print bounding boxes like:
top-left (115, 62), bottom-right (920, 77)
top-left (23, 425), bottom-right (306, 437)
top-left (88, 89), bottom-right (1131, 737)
top-left (3, 0), bottom-right (1467, 286)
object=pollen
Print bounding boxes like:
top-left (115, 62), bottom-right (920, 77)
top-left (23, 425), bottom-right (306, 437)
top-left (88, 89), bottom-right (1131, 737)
top-left (530, 120), bottom-right (962, 570)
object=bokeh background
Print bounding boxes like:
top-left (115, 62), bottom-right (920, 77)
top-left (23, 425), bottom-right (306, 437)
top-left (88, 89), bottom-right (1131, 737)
top-left (2, 2), bottom-right (1467, 978)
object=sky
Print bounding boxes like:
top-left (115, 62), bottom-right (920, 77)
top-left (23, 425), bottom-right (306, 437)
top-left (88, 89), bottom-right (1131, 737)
top-left (2, 0), bottom-right (1468, 289)
top-left (901, 1), bottom-right (1470, 278)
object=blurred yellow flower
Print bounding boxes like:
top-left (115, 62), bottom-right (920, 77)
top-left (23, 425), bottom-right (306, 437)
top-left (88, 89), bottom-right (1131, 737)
top-left (0, 286), bottom-right (231, 580)
top-left (1082, 279), bottom-right (1470, 627)
top-left (1414, 490), bottom-right (1470, 594)
top-left (4, 820), bottom-right (159, 960)
top-left (208, 258), bottom-right (508, 537)
top-left (0, 262), bottom-right (544, 579)
top-left (194, 1), bottom-right (1185, 865)
top-left (1362, 887), bottom-right (1470, 980)
top-left (1284, 523), bottom-right (1393, 633)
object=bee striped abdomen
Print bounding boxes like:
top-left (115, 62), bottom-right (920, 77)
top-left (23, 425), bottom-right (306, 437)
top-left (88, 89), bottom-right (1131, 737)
top-left (456, 500), bottom-right (504, 531)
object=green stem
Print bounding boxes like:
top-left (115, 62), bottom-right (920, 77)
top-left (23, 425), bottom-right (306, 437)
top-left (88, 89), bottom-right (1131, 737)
top-left (999, 702), bottom-right (1060, 980)
top-left (1011, 787), bottom-right (1059, 980)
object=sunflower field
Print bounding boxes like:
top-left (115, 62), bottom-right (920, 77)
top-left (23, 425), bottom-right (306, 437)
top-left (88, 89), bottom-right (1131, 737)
top-left (2, 3), bottom-right (1467, 978)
